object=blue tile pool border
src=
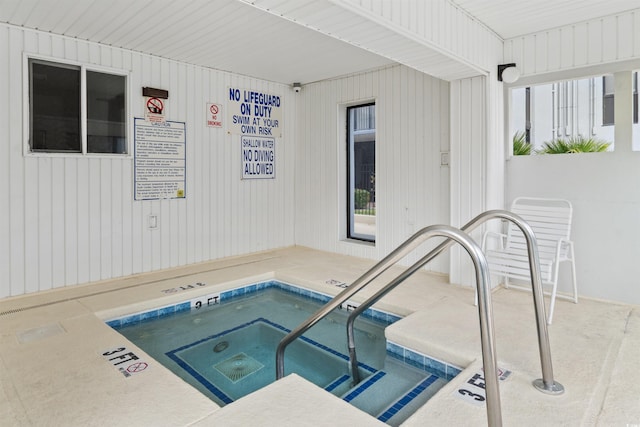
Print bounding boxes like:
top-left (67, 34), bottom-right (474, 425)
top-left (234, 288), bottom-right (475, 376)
top-left (106, 301), bottom-right (192, 329)
top-left (386, 340), bottom-right (462, 381)
top-left (105, 279), bottom-right (460, 382)
top-left (106, 279), bottom-right (402, 329)
top-left (105, 279), bottom-right (463, 419)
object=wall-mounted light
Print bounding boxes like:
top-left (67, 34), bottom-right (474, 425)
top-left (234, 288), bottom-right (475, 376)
top-left (292, 82), bottom-right (302, 93)
top-left (497, 63), bottom-right (520, 84)
top-left (142, 87), bottom-right (169, 99)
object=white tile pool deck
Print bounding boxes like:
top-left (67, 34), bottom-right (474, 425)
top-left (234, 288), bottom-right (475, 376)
top-left (0, 246), bottom-right (638, 426)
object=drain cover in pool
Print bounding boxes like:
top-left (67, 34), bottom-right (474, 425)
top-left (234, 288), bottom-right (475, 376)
top-left (214, 353), bottom-right (264, 383)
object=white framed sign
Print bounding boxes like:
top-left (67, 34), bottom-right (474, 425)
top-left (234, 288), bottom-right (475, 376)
top-left (241, 136), bottom-right (275, 179)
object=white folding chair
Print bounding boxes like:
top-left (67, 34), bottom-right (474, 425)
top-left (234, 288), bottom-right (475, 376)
top-left (480, 197), bottom-right (578, 324)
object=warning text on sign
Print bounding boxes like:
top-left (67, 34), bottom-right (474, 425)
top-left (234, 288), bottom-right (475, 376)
top-left (134, 119), bottom-right (186, 200)
top-left (228, 88), bottom-right (282, 137)
top-left (242, 136), bottom-right (275, 180)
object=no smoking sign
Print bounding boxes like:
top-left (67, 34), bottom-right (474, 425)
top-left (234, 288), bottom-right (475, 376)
top-left (207, 103), bottom-right (222, 128)
top-left (127, 362), bottom-right (148, 373)
top-left (144, 96), bottom-right (166, 123)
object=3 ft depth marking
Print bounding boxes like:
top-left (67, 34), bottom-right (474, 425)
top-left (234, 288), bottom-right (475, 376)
top-left (102, 346), bottom-right (150, 378)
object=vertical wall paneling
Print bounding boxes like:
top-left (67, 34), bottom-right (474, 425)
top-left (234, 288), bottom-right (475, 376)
top-left (295, 65), bottom-right (450, 272)
top-left (63, 158), bottom-right (78, 286)
top-left (197, 66), bottom-right (207, 261)
top-left (0, 25), bottom-right (10, 298)
top-left (158, 58), bottom-right (171, 270)
top-left (1, 24), bottom-right (295, 298)
top-left (585, 20), bottom-right (601, 66)
top-left (560, 27), bottom-right (574, 70)
top-left (449, 76), bottom-right (491, 288)
top-left (486, 77), bottom-right (504, 211)
top-left (110, 159), bottom-right (123, 279)
top-left (449, 79), bottom-right (461, 284)
top-left (130, 53), bottom-right (144, 276)
top-left (100, 158), bottom-right (112, 280)
top-left (504, 8), bottom-right (640, 77)
top-left (635, 12), bottom-right (640, 58)
top-left (547, 30), bottom-right (561, 71)
top-left (602, 16), bottom-right (617, 63)
top-left (534, 33), bottom-right (548, 74)
top-left (522, 36), bottom-right (537, 77)
top-left (438, 79), bottom-right (450, 243)
top-left (573, 23), bottom-right (589, 67)
top-left (50, 158), bottom-right (65, 288)
top-left (617, 14), bottom-right (633, 60)
top-left (88, 157), bottom-right (101, 282)
top-left (76, 156), bottom-right (89, 284)
top-left (178, 62), bottom-right (192, 265)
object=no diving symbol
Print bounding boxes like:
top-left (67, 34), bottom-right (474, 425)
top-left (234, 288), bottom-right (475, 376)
top-left (210, 104), bottom-right (219, 115)
top-left (147, 97), bottom-right (164, 114)
top-left (127, 362), bottom-right (148, 373)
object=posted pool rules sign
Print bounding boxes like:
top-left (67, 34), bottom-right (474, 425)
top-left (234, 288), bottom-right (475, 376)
top-left (242, 136), bottom-right (275, 179)
top-left (227, 88), bottom-right (282, 137)
top-left (229, 88), bottom-right (280, 180)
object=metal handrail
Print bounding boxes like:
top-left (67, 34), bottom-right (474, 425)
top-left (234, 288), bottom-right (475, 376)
top-left (346, 210), bottom-right (564, 395)
top-left (275, 224), bottom-right (503, 427)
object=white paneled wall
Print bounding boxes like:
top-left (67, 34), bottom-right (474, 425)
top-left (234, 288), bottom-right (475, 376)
top-left (294, 65), bottom-right (451, 272)
top-left (504, 8), bottom-right (640, 76)
top-left (450, 76), bottom-right (484, 285)
top-left (505, 153), bottom-right (640, 306)
top-left (0, 24), bottom-right (295, 298)
top-left (501, 9), bottom-right (640, 304)
top-left (335, 1), bottom-right (505, 287)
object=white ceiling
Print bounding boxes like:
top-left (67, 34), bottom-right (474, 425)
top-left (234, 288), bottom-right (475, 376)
top-left (0, 0), bottom-right (636, 85)
top-left (450, 0), bottom-right (639, 39)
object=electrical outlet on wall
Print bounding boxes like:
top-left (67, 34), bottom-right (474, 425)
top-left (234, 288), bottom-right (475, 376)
top-left (441, 152), bottom-right (450, 166)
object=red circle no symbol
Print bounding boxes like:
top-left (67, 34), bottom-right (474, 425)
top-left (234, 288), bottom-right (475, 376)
top-left (147, 97), bottom-right (164, 114)
top-left (210, 104), bottom-right (219, 115)
top-left (127, 362), bottom-right (148, 373)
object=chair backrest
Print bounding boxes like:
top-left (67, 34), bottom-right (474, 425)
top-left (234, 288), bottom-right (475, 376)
top-left (505, 197), bottom-right (573, 262)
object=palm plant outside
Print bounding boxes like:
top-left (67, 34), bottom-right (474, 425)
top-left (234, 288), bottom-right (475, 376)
top-left (512, 132), bottom-right (610, 155)
top-left (537, 136), bottom-right (610, 154)
top-left (512, 131), bottom-right (531, 155)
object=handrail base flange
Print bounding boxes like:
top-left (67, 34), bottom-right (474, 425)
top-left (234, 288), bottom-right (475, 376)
top-left (533, 378), bottom-right (565, 395)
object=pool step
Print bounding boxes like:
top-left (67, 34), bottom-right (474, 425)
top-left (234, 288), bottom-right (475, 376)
top-left (377, 374), bottom-right (447, 426)
top-left (324, 374), bottom-right (353, 396)
top-left (337, 364), bottom-right (447, 426)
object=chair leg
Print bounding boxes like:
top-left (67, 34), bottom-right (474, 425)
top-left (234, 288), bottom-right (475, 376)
top-left (547, 282), bottom-right (558, 325)
top-left (570, 259), bottom-right (578, 304)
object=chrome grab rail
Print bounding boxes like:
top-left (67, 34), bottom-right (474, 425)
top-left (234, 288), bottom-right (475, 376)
top-left (346, 210), bottom-right (565, 395)
top-left (276, 224), bottom-right (503, 427)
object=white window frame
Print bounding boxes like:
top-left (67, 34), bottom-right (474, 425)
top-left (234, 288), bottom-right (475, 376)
top-left (23, 53), bottom-right (131, 158)
top-left (503, 59), bottom-right (640, 155)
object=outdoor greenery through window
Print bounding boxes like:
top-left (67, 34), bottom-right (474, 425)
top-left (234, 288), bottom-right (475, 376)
top-left (29, 59), bottom-right (127, 154)
top-left (510, 74), bottom-right (615, 155)
top-left (347, 103), bottom-right (375, 242)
